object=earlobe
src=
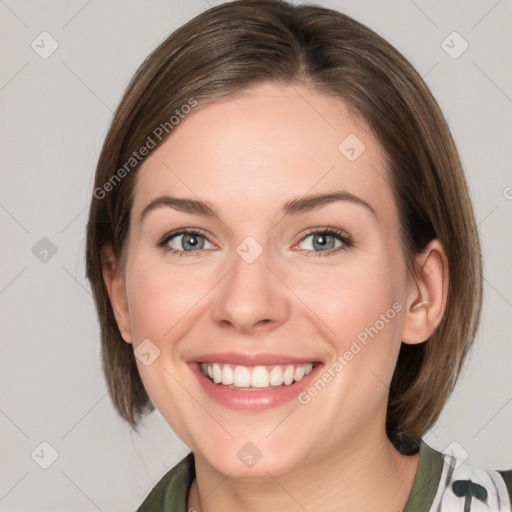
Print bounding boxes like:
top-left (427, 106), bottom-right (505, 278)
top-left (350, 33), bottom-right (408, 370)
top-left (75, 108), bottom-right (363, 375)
top-left (401, 239), bottom-right (449, 345)
top-left (101, 245), bottom-right (133, 344)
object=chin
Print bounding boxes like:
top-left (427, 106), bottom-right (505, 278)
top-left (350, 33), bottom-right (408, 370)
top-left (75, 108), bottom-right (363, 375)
top-left (193, 437), bottom-right (310, 479)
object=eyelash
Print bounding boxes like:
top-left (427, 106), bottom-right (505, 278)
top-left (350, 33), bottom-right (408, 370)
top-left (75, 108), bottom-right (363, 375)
top-left (157, 227), bottom-right (354, 258)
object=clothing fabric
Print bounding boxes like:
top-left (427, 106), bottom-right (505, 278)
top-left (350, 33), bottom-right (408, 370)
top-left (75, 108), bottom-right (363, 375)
top-left (135, 440), bottom-right (512, 511)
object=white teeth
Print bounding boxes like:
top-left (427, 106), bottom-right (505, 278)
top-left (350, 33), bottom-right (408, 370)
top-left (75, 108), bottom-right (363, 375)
top-left (269, 366), bottom-right (283, 386)
top-left (221, 365), bottom-right (234, 385)
top-left (200, 362), bottom-right (316, 389)
top-left (212, 363), bottom-right (222, 384)
top-left (294, 365), bottom-right (305, 381)
top-left (283, 365), bottom-right (295, 385)
top-left (251, 366), bottom-right (269, 388)
top-left (233, 366), bottom-right (251, 387)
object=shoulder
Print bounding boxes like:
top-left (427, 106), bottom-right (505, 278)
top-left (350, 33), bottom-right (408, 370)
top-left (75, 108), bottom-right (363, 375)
top-left (425, 441), bottom-right (512, 511)
top-left (135, 452), bottom-right (195, 512)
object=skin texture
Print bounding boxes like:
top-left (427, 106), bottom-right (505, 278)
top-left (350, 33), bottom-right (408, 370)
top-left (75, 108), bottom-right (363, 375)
top-left (102, 82), bottom-right (448, 512)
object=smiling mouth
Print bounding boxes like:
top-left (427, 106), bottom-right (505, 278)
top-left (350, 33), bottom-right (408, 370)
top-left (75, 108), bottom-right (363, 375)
top-left (199, 362), bottom-right (319, 390)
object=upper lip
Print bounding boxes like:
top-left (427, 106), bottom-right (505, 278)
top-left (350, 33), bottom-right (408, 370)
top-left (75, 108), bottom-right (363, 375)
top-left (189, 352), bottom-right (322, 366)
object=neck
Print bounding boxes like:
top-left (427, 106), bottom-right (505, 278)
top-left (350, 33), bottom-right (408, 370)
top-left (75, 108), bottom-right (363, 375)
top-left (188, 428), bottom-right (419, 512)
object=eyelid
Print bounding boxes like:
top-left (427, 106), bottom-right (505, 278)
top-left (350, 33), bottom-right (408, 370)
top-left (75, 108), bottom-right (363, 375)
top-left (295, 226), bottom-right (352, 243)
top-left (157, 226), bottom-right (354, 256)
top-left (158, 228), bottom-right (217, 250)
top-left (292, 226), bottom-right (354, 253)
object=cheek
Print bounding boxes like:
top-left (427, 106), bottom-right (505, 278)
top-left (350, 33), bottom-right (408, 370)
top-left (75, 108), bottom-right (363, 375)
top-left (124, 258), bottom-right (208, 445)
top-left (296, 262), bottom-right (404, 421)
top-left (125, 257), bottom-right (213, 341)
top-left (293, 257), bottom-right (402, 342)
top-left (291, 251), bottom-right (406, 398)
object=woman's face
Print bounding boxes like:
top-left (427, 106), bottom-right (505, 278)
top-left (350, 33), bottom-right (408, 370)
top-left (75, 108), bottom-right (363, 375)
top-left (117, 82), bottom-right (417, 476)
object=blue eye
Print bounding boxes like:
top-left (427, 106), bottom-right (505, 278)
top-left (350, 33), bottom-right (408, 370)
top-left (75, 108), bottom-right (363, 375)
top-left (159, 229), bottom-right (214, 256)
top-left (158, 227), bottom-right (353, 257)
top-left (295, 228), bottom-right (353, 257)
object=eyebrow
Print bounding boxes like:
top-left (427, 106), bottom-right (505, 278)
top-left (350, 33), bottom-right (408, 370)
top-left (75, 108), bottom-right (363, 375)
top-left (139, 190), bottom-right (377, 223)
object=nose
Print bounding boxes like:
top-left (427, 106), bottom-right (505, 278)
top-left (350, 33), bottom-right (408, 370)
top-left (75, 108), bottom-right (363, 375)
top-left (211, 245), bottom-right (290, 335)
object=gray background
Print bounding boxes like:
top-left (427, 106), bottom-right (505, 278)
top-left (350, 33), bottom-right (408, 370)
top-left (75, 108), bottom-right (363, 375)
top-left (1, 0), bottom-right (511, 510)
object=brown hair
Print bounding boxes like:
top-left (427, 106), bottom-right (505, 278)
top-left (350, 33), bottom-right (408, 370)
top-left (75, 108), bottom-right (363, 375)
top-left (85, 0), bottom-right (482, 453)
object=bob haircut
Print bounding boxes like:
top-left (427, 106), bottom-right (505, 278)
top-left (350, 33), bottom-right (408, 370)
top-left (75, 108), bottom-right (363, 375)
top-left (85, 0), bottom-right (482, 454)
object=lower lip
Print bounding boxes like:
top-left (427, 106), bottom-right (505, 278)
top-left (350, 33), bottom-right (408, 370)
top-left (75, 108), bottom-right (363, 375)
top-left (189, 362), bottom-right (323, 411)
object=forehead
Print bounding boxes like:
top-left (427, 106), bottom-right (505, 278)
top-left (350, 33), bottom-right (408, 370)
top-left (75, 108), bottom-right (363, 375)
top-left (132, 82), bottom-right (396, 226)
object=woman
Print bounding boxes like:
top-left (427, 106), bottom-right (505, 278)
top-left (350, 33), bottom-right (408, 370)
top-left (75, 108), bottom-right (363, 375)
top-left (85, 1), bottom-right (511, 510)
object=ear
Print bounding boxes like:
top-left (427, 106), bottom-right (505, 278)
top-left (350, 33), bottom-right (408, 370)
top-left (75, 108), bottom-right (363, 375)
top-left (101, 244), bottom-right (132, 344)
top-left (401, 239), bottom-right (449, 345)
